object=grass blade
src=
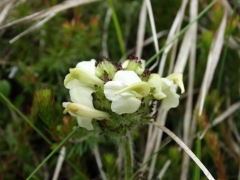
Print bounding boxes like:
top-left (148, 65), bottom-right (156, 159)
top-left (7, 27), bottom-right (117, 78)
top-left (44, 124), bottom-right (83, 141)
top-left (193, 137), bottom-right (201, 180)
top-left (107, 0), bottom-right (126, 57)
top-left (26, 126), bottom-right (80, 180)
top-left (0, 92), bottom-right (52, 145)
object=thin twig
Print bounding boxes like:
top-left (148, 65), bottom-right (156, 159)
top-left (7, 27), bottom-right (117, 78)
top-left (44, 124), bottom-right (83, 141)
top-left (146, 0), bottom-right (160, 71)
top-left (10, 13), bottom-right (56, 43)
top-left (151, 122), bottom-right (215, 180)
top-left (52, 146), bottom-right (66, 180)
top-left (93, 145), bottom-right (108, 180)
top-left (0, 0), bottom-right (100, 30)
top-left (180, 1), bottom-right (197, 179)
top-left (200, 101), bottom-right (240, 139)
top-left (136, 0), bottom-right (147, 59)
top-left (157, 160), bottom-right (171, 179)
top-left (0, 0), bottom-right (14, 26)
top-left (102, 8), bottom-right (112, 57)
top-left (157, 0), bottom-right (188, 76)
top-left (120, 30), bottom-right (167, 62)
top-left (198, 11), bottom-right (227, 115)
top-left (147, 110), bottom-right (168, 179)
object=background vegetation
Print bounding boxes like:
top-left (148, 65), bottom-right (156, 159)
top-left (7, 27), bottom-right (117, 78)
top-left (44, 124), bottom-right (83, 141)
top-left (0, 0), bottom-right (240, 179)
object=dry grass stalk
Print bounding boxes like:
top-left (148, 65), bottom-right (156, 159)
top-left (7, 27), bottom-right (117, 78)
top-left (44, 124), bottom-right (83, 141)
top-left (153, 121), bottom-right (215, 180)
top-left (184, 10), bottom-right (228, 180)
top-left (148, 110), bottom-right (168, 179)
top-left (198, 11), bottom-right (227, 116)
top-left (135, 0), bottom-right (147, 59)
top-left (180, 1), bottom-right (198, 179)
top-left (52, 146), bottom-right (66, 180)
top-left (157, 159), bottom-right (171, 179)
top-left (147, 1), bottom-right (189, 178)
top-left (212, 101), bottom-right (240, 127)
top-left (9, 13), bottom-right (56, 43)
top-left (121, 30), bottom-right (167, 61)
top-left (145, 0), bottom-right (160, 71)
top-left (93, 145), bottom-right (108, 180)
top-left (102, 8), bottom-right (112, 57)
top-left (189, 10), bottom-right (228, 166)
top-left (0, 0), bottom-right (100, 30)
top-left (0, 0), bottom-right (14, 26)
top-left (157, 0), bottom-right (188, 76)
top-left (141, 108), bottom-right (166, 174)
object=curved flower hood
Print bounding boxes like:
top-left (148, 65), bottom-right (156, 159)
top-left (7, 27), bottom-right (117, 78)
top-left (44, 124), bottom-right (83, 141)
top-left (148, 72), bottom-right (185, 110)
top-left (64, 59), bottom-right (103, 88)
top-left (104, 70), bottom-right (150, 114)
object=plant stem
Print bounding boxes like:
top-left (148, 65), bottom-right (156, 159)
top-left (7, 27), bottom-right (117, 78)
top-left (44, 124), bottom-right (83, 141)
top-left (124, 136), bottom-right (132, 180)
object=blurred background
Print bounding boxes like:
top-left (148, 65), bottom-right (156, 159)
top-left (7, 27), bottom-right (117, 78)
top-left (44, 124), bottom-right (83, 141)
top-left (0, 0), bottom-right (240, 179)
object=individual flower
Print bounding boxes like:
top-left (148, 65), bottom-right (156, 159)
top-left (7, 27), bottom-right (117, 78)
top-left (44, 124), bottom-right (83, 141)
top-left (63, 60), bottom-right (108, 130)
top-left (104, 70), bottom-right (150, 114)
top-left (122, 59), bottom-right (145, 75)
top-left (63, 101), bottom-right (109, 130)
top-left (64, 59), bottom-right (103, 88)
top-left (148, 72), bottom-right (185, 110)
top-left (95, 59), bottom-right (117, 80)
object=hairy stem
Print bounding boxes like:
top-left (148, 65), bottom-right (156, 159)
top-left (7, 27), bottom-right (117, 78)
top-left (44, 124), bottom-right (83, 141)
top-left (124, 136), bottom-right (133, 180)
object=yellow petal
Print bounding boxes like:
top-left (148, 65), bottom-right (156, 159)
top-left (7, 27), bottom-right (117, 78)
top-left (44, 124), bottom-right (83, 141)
top-left (166, 72), bottom-right (185, 94)
top-left (154, 91), bottom-right (166, 100)
top-left (64, 103), bottom-right (109, 120)
top-left (70, 68), bottom-right (103, 86)
top-left (115, 82), bottom-right (150, 98)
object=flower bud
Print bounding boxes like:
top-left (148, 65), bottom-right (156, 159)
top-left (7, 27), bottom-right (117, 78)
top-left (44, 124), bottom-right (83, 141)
top-left (122, 59), bottom-right (145, 75)
top-left (95, 60), bottom-right (116, 80)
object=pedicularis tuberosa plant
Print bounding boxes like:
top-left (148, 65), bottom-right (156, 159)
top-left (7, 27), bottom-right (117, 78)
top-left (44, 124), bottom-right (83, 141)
top-left (63, 55), bottom-right (185, 138)
top-left (63, 55), bottom-right (185, 179)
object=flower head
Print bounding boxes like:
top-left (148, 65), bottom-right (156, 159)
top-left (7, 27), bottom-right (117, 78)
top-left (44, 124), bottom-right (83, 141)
top-left (62, 56), bottom-right (184, 135)
top-left (104, 70), bottom-right (150, 114)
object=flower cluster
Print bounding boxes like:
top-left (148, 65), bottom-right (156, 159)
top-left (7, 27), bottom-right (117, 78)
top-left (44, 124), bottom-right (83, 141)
top-left (63, 56), bottom-right (184, 136)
